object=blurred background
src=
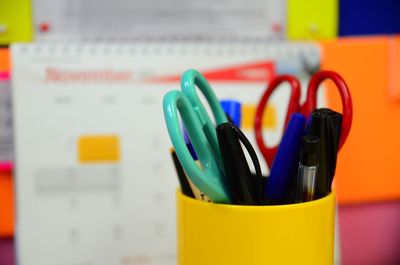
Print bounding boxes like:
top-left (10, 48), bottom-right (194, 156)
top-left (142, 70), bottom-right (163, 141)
top-left (1, 0), bottom-right (400, 265)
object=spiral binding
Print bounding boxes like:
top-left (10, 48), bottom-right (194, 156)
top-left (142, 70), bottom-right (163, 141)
top-left (14, 41), bottom-right (320, 61)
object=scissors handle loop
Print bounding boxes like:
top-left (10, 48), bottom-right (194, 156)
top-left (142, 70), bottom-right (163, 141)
top-left (254, 75), bottom-right (301, 168)
top-left (181, 69), bottom-right (228, 163)
top-left (163, 90), bottom-right (230, 203)
top-left (181, 69), bottom-right (228, 124)
top-left (304, 71), bottom-right (353, 149)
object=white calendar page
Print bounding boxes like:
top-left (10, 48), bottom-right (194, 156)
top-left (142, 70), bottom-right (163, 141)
top-left (33, 0), bottom-right (286, 41)
top-left (11, 42), bottom-right (321, 265)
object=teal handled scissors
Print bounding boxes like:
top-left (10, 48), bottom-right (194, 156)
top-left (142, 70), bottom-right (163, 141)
top-left (163, 69), bottom-right (231, 203)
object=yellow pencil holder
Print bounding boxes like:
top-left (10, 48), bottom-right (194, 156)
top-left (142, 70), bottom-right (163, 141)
top-left (177, 190), bottom-right (336, 265)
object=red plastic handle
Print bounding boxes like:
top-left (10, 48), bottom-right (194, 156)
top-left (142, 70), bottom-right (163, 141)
top-left (254, 75), bottom-right (301, 168)
top-left (302, 70), bottom-right (353, 149)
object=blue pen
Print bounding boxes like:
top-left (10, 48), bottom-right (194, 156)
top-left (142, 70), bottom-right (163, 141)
top-left (220, 99), bottom-right (241, 128)
top-left (264, 113), bottom-right (306, 204)
top-left (183, 128), bottom-right (198, 160)
top-left (182, 99), bottom-right (241, 160)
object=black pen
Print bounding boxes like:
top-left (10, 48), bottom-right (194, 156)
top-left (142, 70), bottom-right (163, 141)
top-left (295, 134), bottom-right (320, 203)
top-left (169, 148), bottom-right (195, 198)
top-left (309, 108), bottom-right (342, 198)
top-left (216, 122), bottom-right (262, 205)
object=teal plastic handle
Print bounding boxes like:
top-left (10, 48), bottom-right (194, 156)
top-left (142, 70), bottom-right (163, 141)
top-left (163, 90), bottom-right (231, 203)
top-left (181, 69), bottom-right (229, 164)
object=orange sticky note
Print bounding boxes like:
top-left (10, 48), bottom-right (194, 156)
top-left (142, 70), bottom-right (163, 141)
top-left (241, 103), bottom-right (276, 130)
top-left (78, 135), bottom-right (120, 163)
top-left (321, 36), bottom-right (400, 204)
top-left (0, 171), bottom-right (14, 237)
top-left (0, 48), bottom-right (10, 72)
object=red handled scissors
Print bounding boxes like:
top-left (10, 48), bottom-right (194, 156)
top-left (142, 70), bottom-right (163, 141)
top-left (254, 70), bottom-right (353, 169)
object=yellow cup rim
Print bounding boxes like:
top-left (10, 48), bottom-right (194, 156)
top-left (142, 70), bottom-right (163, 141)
top-left (177, 189), bottom-right (336, 211)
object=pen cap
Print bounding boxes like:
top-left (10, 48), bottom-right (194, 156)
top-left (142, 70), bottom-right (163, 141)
top-left (314, 108), bottom-right (342, 143)
top-left (265, 113), bottom-right (306, 204)
top-left (216, 122), bottom-right (261, 205)
top-left (220, 99), bottom-right (241, 127)
top-left (300, 135), bottom-right (320, 167)
top-left (310, 108), bottom-right (343, 198)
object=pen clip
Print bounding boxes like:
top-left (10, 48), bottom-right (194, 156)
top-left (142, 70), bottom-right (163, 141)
top-left (232, 125), bottom-right (263, 202)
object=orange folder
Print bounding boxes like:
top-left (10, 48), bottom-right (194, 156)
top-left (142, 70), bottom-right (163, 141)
top-left (0, 172), bottom-right (14, 237)
top-left (321, 36), bottom-right (400, 204)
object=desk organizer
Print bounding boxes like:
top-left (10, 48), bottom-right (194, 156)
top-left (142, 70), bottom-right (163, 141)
top-left (177, 190), bottom-right (335, 265)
